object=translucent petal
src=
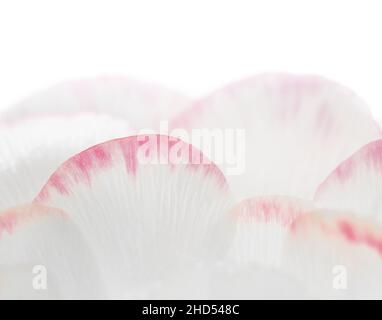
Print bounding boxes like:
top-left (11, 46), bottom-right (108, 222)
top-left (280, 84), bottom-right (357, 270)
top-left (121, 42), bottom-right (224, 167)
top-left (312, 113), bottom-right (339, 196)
top-left (0, 114), bottom-right (132, 211)
top-left (172, 74), bottom-right (381, 200)
top-left (228, 196), bottom-right (314, 268)
top-left (0, 205), bottom-right (104, 299)
top-left (1, 76), bottom-right (191, 130)
top-left (282, 211), bottom-right (382, 299)
top-left (315, 139), bottom-right (382, 223)
top-left (35, 134), bottom-right (235, 298)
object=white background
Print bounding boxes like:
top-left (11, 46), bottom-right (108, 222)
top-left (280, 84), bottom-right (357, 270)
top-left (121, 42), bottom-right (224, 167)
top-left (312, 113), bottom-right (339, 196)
top-left (0, 0), bottom-right (381, 122)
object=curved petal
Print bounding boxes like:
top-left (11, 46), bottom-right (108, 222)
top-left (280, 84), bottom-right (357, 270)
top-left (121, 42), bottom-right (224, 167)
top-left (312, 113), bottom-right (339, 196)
top-left (1, 76), bottom-right (191, 130)
top-left (315, 139), bottom-right (382, 223)
top-left (282, 211), bottom-right (382, 299)
top-left (35, 134), bottom-right (235, 298)
top-left (0, 205), bottom-right (104, 299)
top-left (171, 74), bottom-right (381, 200)
top-left (207, 196), bottom-right (314, 299)
top-left (227, 196), bottom-right (314, 268)
top-left (0, 114), bottom-right (132, 211)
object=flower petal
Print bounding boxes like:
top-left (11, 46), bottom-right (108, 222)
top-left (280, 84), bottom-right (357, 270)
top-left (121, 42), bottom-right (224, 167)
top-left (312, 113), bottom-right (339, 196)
top-left (315, 139), bottom-right (382, 223)
top-left (35, 135), bottom-right (235, 298)
top-left (282, 211), bottom-right (382, 298)
top-left (227, 196), bottom-right (314, 268)
top-left (172, 74), bottom-right (381, 200)
top-left (208, 196), bottom-right (313, 299)
top-left (1, 76), bottom-right (191, 130)
top-left (0, 205), bottom-right (104, 299)
top-left (0, 114), bottom-right (132, 211)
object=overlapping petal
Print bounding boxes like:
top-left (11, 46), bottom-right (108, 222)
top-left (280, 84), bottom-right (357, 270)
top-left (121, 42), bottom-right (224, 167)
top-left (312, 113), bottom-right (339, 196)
top-left (209, 196), bottom-right (313, 299)
top-left (0, 205), bottom-right (104, 299)
top-left (172, 74), bottom-right (381, 200)
top-left (227, 195), bottom-right (313, 268)
top-left (1, 76), bottom-right (191, 130)
top-left (34, 134), bottom-right (235, 298)
top-left (281, 211), bottom-right (382, 299)
top-left (0, 74), bottom-right (381, 300)
top-left (315, 139), bottom-right (382, 223)
top-left (0, 114), bottom-right (132, 211)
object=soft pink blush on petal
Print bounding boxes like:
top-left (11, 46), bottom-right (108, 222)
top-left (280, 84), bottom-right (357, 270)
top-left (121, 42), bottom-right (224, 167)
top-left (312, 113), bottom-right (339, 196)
top-left (0, 76), bottom-right (191, 131)
top-left (0, 114), bottom-right (133, 211)
top-left (315, 139), bottom-right (382, 223)
top-left (171, 73), bottom-right (381, 200)
top-left (282, 211), bottom-right (382, 299)
top-left (35, 135), bottom-right (235, 299)
top-left (208, 196), bottom-right (313, 299)
top-left (227, 196), bottom-right (314, 268)
top-left (0, 205), bottom-right (104, 299)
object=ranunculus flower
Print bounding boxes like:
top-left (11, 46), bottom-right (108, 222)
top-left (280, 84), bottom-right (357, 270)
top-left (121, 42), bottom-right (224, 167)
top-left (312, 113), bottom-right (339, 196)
top-left (0, 74), bottom-right (381, 299)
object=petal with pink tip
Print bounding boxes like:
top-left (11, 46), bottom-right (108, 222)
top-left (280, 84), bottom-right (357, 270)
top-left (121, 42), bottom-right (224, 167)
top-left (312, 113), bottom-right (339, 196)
top-left (315, 139), bottom-right (382, 223)
top-left (227, 196), bottom-right (314, 268)
top-left (0, 114), bottom-right (132, 211)
top-left (207, 196), bottom-right (313, 299)
top-left (35, 135), bottom-right (235, 298)
top-left (0, 205), bottom-right (104, 299)
top-left (1, 76), bottom-right (191, 130)
top-left (210, 196), bottom-right (313, 299)
top-left (282, 211), bottom-right (382, 299)
top-left (171, 74), bottom-right (381, 200)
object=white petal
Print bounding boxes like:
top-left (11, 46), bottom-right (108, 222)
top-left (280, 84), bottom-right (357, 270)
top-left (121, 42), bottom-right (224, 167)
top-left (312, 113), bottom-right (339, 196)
top-left (208, 196), bottom-right (313, 299)
top-left (0, 114), bottom-right (132, 211)
top-left (227, 196), bottom-right (314, 268)
top-left (35, 134), bottom-right (235, 298)
top-left (0, 205), bottom-right (104, 299)
top-left (315, 139), bottom-right (382, 223)
top-left (1, 76), bottom-right (191, 130)
top-left (281, 211), bottom-right (382, 299)
top-left (171, 74), bottom-right (381, 200)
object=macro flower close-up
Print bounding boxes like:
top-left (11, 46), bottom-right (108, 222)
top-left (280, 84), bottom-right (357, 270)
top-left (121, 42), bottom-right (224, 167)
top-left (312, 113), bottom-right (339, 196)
top-left (2, 1), bottom-right (382, 307)
top-left (1, 73), bottom-right (382, 299)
